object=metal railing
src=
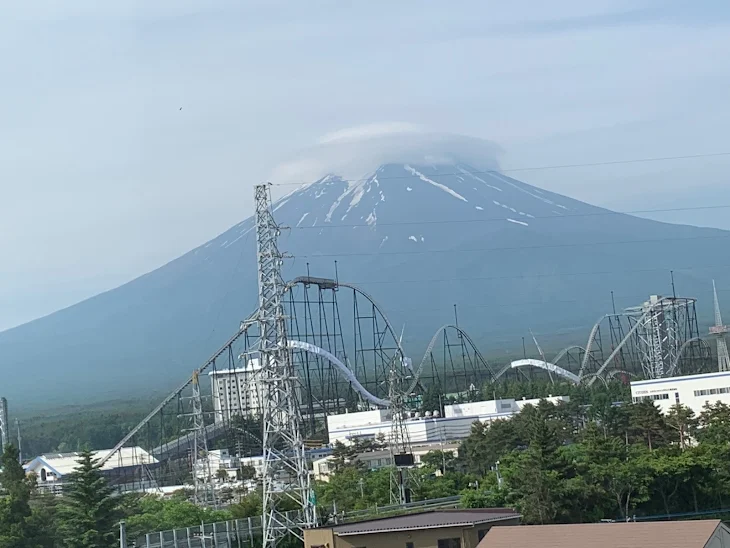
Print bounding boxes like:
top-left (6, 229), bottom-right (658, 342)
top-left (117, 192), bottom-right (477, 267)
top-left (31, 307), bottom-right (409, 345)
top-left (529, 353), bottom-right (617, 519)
top-left (134, 495), bottom-right (463, 547)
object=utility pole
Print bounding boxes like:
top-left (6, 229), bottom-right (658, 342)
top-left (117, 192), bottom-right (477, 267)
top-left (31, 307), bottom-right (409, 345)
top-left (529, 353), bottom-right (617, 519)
top-left (255, 183), bottom-right (315, 548)
top-left (0, 398), bottom-right (8, 454)
top-left (15, 419), bottom-right (21, 464)
top-left (119, 521), bottom-right (127, 548)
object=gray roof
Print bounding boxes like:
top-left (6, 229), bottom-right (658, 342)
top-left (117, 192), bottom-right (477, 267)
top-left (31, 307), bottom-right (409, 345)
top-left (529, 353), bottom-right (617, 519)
top-left (330, 509), bottom-right (520, 536)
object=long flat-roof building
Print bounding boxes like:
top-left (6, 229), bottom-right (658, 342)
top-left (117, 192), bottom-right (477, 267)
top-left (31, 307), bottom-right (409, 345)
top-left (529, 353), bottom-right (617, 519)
top-left (305, 508), bottom-right (520, 548)
top-left (326, 396), bottom-right (569, 446)
top-left (24, 447), bottom-right (158, 494)
top-left (631, 370), bottom-right (730, 415)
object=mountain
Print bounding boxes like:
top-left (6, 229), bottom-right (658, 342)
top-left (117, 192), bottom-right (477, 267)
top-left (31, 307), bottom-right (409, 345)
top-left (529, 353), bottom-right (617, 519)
top-left (2, 162), bottom-right (728, 407)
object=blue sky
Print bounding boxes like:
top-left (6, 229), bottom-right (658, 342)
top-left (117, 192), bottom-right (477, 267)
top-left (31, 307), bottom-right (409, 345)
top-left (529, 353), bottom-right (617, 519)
top-left (1, 0), bottom-right (729, 331)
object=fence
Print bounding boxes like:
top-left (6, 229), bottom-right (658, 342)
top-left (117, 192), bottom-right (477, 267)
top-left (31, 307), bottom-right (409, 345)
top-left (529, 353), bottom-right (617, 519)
top-left (134, 495), bottom-right (463, 547)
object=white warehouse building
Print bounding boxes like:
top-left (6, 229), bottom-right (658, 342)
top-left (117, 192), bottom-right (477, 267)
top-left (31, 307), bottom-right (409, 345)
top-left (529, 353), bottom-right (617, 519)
top-left (326, 396), bottom-right (570, 446)
top-left (631, 370), bottom-right (730, 415)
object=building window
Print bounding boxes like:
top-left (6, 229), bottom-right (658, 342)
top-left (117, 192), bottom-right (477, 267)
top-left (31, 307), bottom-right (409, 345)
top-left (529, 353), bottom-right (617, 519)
top-left (478, 529), bottom-right (488, 541)
top-left (438, 539), bottom-right (461, 548)
top-left (633, 393), bottom-right (670, 403)
top-left (406, 543), bottom-right (414, 548)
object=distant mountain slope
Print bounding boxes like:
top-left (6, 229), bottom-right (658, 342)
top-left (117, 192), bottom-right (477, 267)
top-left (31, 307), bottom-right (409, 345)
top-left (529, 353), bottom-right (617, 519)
top-left (2, 163), bottom-right (727, 406)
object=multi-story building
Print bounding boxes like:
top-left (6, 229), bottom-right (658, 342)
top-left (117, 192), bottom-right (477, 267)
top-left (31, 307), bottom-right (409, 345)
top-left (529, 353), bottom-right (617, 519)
top-left (631, 370), bottom-right (730, 415)
top-left (209, 358), bottom-right (264, 422)
top-left (209, 357), bottom-right (304, 422)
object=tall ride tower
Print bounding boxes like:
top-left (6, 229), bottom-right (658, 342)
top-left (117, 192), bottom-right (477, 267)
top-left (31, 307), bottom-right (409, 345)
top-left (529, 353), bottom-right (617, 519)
top-left (254, 184), bottom-right (315, 548)
top-left (710, 280), bottom-right (730, 372)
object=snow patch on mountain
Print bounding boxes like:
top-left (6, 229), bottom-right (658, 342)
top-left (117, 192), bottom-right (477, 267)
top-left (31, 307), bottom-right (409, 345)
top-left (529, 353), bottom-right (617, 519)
top-left (458, 166), bottom-right (503, 192)
top-left (403, 165), bottom-right (468, 202)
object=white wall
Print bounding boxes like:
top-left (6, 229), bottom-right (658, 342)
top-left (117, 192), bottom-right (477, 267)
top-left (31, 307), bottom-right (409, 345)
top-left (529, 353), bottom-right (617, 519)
top-left (631, 371), bottom-right (730, 415)
top-left (326, 409), bottom-right (392, 431)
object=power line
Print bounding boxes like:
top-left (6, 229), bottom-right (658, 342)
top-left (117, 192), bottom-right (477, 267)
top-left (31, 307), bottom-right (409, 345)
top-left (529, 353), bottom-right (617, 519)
top-left (341, 263), bottom-right (730, 286)
top-left (381, 289), bottom-right (730, 316)
top-left (271, 151), bottom-right (730, 187)
top-left (295, 233), bottom-right (730, 259)
top-left (288, 204), bottom-right (730, 230)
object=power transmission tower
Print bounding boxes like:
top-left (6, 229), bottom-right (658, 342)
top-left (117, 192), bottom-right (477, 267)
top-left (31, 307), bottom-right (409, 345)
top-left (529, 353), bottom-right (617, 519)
top-left (254, 183), bottom-right (315, 548)
top-left (182, 370), bottom-right (217, 508)
top-left (710, 280), bottom-right (730, 372)
top-left (388, 357), bottom-right (415, 505)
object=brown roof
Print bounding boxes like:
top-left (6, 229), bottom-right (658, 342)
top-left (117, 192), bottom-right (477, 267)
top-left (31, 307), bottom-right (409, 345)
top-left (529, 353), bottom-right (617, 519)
top-left (329, 508), bottom-right (521, 536)
top-left (480, 520), bottom-right (724, 548)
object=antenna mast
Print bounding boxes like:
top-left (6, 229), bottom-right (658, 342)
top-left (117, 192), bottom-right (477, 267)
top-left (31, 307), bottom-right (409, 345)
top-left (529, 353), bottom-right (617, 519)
top-left (255, 183), bottom-right (315, 548)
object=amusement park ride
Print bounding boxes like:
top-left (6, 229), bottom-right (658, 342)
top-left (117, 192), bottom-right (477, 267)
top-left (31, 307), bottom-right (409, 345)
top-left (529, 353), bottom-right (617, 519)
top-left (98, 184), bottom-right (722, 546)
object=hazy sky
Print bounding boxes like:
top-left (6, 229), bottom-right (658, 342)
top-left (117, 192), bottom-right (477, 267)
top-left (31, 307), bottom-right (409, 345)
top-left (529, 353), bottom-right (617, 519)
top-left (1, 0), bottom-right (730, 331)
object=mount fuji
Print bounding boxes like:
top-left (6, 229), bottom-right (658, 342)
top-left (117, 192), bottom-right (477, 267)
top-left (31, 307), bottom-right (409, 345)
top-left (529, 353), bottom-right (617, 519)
top-left (2, 157), bottom-right (728, 406)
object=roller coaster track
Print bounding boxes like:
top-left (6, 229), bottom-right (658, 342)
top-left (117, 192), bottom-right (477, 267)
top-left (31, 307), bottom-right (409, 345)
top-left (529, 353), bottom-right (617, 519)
top-left (100, 277), bottom-right (406, 467)
top-left (409, 324), bottom-right (495, 394)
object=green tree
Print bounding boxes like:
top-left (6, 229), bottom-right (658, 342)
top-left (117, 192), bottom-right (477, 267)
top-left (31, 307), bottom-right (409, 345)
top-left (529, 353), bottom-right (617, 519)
top-left (57, 449), bottom-right (118, 548)
top-left (459, 419), bottom-right (521, 476)
top-left (697, 402), bottom-right (730, 445)
top-left (629, 400), bottom-right (668, 451)
top-left (665, 404), bottom-right (697, 451)
top-left (229, 493), bottom-right (262, 519)
top-left (28, 492), bottom-right (61, 548)
top-left (237, 465), bottom-right (256, 481)
top-left (420, 450), bottom-right (456, 474)
top-left (0, 444), bottom-right (35, 547)
top-left (587, 444), bottom-right (651, 521)
top-left (124, 497), bottom-right (230, 539)
top-left (503, 448), bottom-right (562, 524)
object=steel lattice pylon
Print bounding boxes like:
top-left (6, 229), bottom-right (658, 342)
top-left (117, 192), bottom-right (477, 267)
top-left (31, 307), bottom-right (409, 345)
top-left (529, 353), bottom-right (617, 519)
top-left (189, 370), bottom-right (216, 507)
top-left (254, 184), bottom-right (315, 548)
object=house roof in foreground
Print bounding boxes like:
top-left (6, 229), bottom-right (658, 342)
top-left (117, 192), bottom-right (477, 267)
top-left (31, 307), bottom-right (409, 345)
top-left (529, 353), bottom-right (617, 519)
top-left (324, 508), bottom-right (520, 537)
top-left (480, 520), bottom-right (725, 548)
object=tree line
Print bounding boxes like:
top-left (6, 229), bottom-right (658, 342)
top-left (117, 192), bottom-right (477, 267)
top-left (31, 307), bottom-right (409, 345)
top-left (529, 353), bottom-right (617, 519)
top-left (8, 382), bottom-right (730, 544)
top-left (318, 389), bottom-right (730, 524)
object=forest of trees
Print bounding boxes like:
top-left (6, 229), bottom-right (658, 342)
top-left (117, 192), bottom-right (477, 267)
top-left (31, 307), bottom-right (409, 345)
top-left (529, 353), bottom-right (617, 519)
top-left (318, 391), bottom-right (730, 524)
top-left (8, 382), bottom-right (730, 545)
